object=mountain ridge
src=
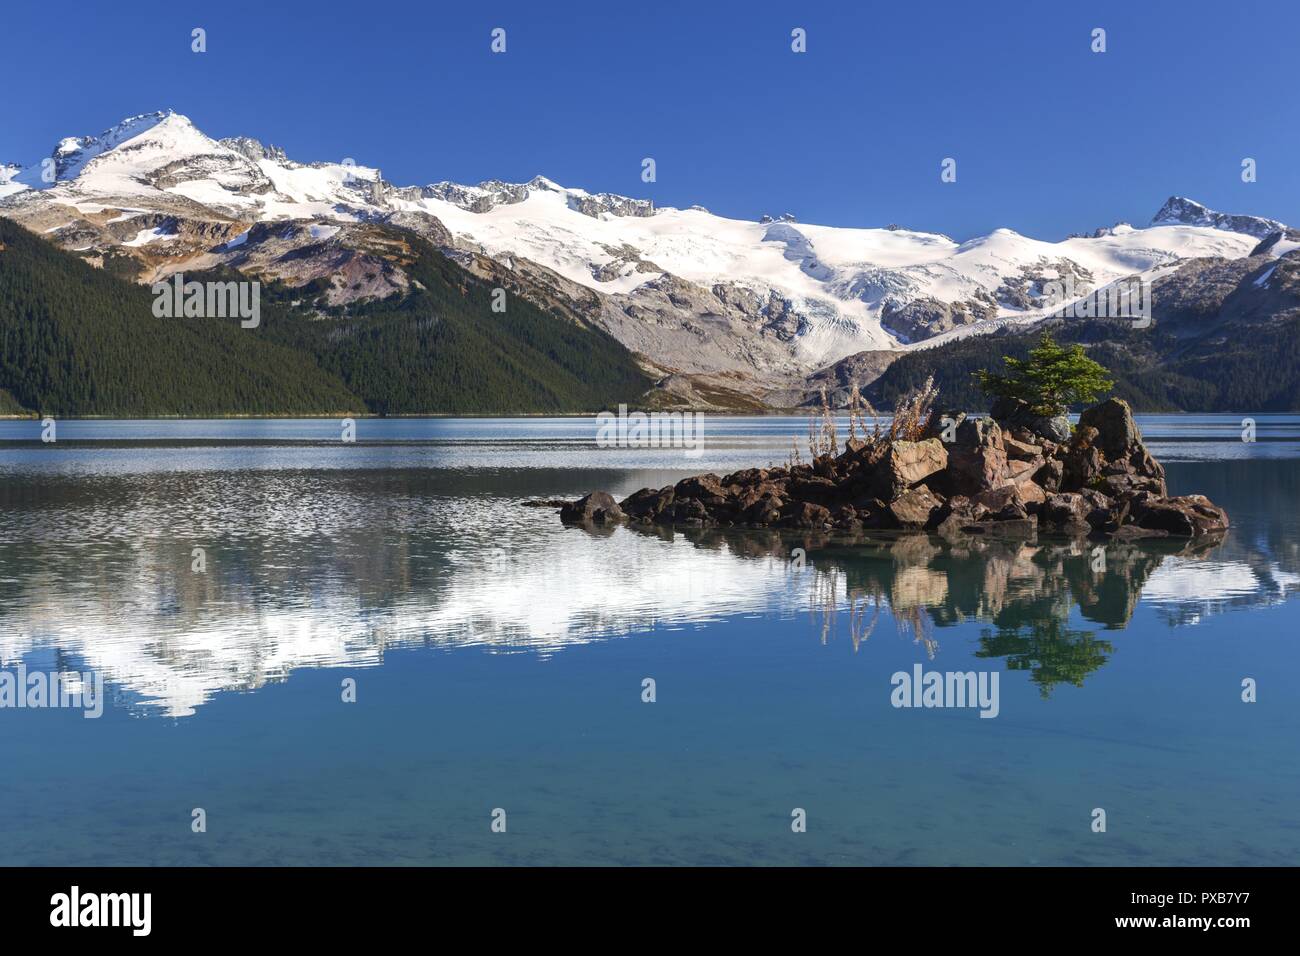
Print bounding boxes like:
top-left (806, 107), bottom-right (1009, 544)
top-left (2, 109), bottom-right (1295, 411)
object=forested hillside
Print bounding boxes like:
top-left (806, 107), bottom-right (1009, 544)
top-left (0, 218), bottom-right (651, 416)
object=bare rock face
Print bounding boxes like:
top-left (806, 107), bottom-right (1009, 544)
top-left (880, 296), bottom-right (998, 344)
top-left (947, 418), bottom-right (1009, 495)
top-left (886, 440), bottom-right (949, 488)
top-left (551, 398), bottom-right (1227, 541)
top-left (1078, 398), bottom-right (1142, 460)
top-left (1064, 399), bottom-right (1168, 497)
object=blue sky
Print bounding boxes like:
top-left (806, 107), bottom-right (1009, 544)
top-left (2, 0), bottom-right (1296, 240)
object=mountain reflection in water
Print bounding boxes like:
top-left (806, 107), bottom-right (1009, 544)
top-left (1, 467), bottom-right (1294, 717)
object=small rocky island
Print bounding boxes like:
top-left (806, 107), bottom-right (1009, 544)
top-left (555, 396), bottom-right (1228, 540)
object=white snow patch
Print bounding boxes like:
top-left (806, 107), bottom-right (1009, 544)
top-left (123, 226), bottom-right (173, 247)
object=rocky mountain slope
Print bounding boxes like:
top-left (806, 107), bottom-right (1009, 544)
top-left (861, 238), bottom-right (1300, 412)
top-left (1, 110), bottom-right (1292, 409)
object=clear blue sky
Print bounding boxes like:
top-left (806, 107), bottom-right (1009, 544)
top-left (2, 0), bottom-right (1296, 240)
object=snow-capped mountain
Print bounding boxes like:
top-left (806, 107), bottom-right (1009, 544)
top-left (1151, 196), bottom-right (1285, 240)
top-left (0, 110), bottom-right (1287, 395)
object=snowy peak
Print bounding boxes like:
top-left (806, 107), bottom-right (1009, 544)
top-left (1151, 196), bottom-right (1285, 240)
top-left (12, 109), bottom-right (271, 202)
top-left (37, 110), bottom-right (180, 184)
top-left (4, 110), bottom-right (394, 221)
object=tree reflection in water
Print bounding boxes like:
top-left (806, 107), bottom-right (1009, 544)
top-left (652, 522), bottom-right (1228, 695)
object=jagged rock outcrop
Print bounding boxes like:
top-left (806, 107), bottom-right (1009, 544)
top-left (1151, 196), bottom-right (1285, 241)
top-left (554, 398), bottom-right (1227, 540)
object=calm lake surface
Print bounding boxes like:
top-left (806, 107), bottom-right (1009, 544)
top-left (1, 414), bottom-right (1297, 865)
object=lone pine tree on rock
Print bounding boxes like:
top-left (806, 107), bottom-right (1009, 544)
top-left (974, 332), bottom-right (1114, 442)
top-left (974, 332), bottom-right (1114, 416)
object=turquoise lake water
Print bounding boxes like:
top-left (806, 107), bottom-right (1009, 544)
top-left (0, 415), bottom-right (1297, 865)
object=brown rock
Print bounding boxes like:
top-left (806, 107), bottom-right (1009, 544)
top-left (721, 468), bottom-right (768, 487)
top-left (1013, 479), bottom-right (1048, 505)
top-left (620, 486), bottom-right (675, 521)
top-left (1034, 458), bottom-right (1064, 493)
top-left (674, 474), bottom-right (726, 503)
top-left (666, 497), bottom-right (710, 525)
top-left (1004, 436), bottom-right (1043, 461)
top-left (783, 500), bottom-right (832, 529)
top-left (1061, 434), bottom-right (1104, 492)
top-left (888, 486), bottom-right (944, 529)
top-left (1129, 494), bottom-right (1229, 537)
top-left (947, 418), bottom-right (1009, 495)
top-left (560, 491), bottom-right (625, 525)
top-left (788, 474), bottom-right (839, 505)
top-left (885, 439), bottom-right (949, 488)
top-left (1003, 457), bottom-right (1043, 484)
top-left (972, 486), bottom-right (1013, 512)
top-left (1040, 492), bottom-right (1090, 531)
top-left (1078, 398), bottom-right (1141, 461)
top-left (743, 493), bottom-right (784, 525)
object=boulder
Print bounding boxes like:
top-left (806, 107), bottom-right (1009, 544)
top-left (989, 395), bottom-right (1071, 443)
top-left (1067, 399), bottom-right (1168, 496)
top-left (787, 474), bottom-right (840, 505)
top-left (934, 495), bottom-right (984, 536)
top-left (854, 438), bottom-right (948, 499)
top-left (743, 492), bottom-right (784, 525)
top-left (1077, 398), bottom-right (1141, 461)
top-left (560, 491), bottom-right (625, 525)
top-left (1003, 436), bottom-right (1043, 461)
top-left (885, 439), bottom-right (949, 488)
top-left (783, 500), bottom-right (832, 529)
top-left (947, 418), bottom-right (1008, 495)
top-left (887, 486), bottom-right (945, 529)
top-left (1033, 458), bottom-right (1064, 492)
top-left (674, 474), bottom-right (727, 505)
top-left (1129, 494), bottom-right (1229, 537)
top-left (666, 496), bottom-right (710, 525)
top-left (721, 468), bottom-right (768, 487)
top-left (1040, 492), bottom-right (1090, 531)
top-left (1097, 471), bottom-right (1165, 500)
top-left (1061, 427), bottom-right (1105, 492)
top-left (619, 486), bottom-right (674, 521)
top-left (974, 484), bottom-right (1038, 517)
top-left (1003, 457), bottom-right (1043, 484)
